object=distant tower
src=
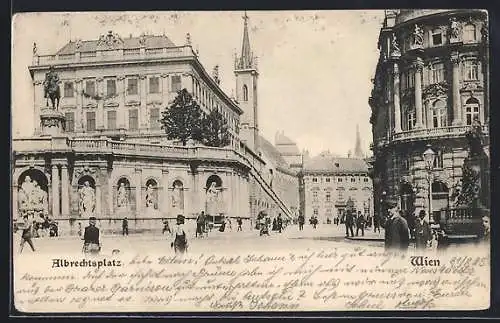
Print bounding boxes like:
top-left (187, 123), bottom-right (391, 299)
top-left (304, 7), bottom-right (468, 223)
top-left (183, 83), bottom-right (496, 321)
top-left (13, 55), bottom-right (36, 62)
top-left (354, 124), bottom-right (364, 159)
top-left (234, 11), bottom-right (259, 151)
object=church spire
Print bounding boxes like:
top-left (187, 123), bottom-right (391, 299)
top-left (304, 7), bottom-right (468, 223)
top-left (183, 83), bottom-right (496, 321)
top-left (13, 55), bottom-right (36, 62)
top-left (236, 11), bottom-right (255, 70)
top-left (354, 124), bottom-right (364, 158)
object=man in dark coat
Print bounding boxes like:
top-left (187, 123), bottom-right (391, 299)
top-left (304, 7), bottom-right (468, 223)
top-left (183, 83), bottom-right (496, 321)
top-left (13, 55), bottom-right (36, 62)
top-left (277, 214), bottom-right (283, 233)
top-left (83, 216), bottom-right (101, 255)
top-left (384, 201), bottom-right (410, 251)
top-left (298, 213), bottom-right (305, 231)
top-left (122, 217), bottom-right (129, 236)
top-left (345, 209), bottom-right (355, 238)
top-left (414, 209), bottom-right (432, 249)
top-left (356, 211), bottom-right (365, 237)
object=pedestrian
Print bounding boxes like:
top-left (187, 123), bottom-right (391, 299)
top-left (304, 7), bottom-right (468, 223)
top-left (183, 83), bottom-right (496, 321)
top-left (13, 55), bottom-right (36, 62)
top-left (277, 213), bottom-right (283, 233)
top-left (19, 216), bottom-right (36, 254)
top-left (480, 214), bottom-right (490, 242)
top-left (312, 216), bottom-right (318, 229)
top-left (259, 214), bottom-right (270, 236)
top-left (414, 209), bottom-right (432, 249)
top-left (122, 217), bottom-right (129, 236)
top-left (345, 210), bottom-right (354, 238)
top-left (356, 211), bottom-right (365, 237)
top-left (196, 211), bottom-right (205, 238)
top-left (83, 216), bottom-right (101, 256)
top-left (162, 219), bottom-right (171, 235)
top-left (219, 216), bottom-right (226, 232)
top-left (373, 213), bottom-right (381, 233)
top-left (298, 213), bottom-right (305, 231)
top-left (77, 222), bottom-right (83, 238)
top-left (237, 217), bottom-right (243, 231)
top-left (384, 202), bottom-right (410, 251)
top-left (171, 215), bottom-right (188, 255)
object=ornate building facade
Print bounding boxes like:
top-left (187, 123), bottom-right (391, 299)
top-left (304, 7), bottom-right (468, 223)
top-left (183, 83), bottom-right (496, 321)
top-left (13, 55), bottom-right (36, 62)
top-left (12, 15), bottom-right (300, 233)
top-left (300, 152), bottom-right (373, 224)
top-left (369, 10), bottom-right (489, 221)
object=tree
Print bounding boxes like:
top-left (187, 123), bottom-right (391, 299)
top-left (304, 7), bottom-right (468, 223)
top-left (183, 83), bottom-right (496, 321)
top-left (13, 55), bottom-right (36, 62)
top-left (160, 89), bottom-right (203, 146)
top-left (201, 108), bottom-right (231, 147)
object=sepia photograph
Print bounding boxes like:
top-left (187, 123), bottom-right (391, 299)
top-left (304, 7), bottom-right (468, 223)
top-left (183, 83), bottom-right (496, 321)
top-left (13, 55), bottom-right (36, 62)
top-left (11, 9), bottom-right (490, 314)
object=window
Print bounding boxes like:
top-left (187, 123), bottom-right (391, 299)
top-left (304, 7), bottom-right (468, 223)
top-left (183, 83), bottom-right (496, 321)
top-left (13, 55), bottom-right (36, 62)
top-left (65, 112), bottom-right (74, 132)
top-left (401, 157), bottom-right (410, 171)
top-left (463, 24), bottom-right (476, 43)
top-left (407, 109), bottom-right (416, 130)
top-left (338, 189), bottom-right (345, 200)
top-left (313, 209), bottom-right (319, 216)
top-left (107, 79), bottom-right (116, 96)
top-left (107, 111), bottom-right (117, 130)
top-left (313, 191), bottom-right (318, 201)
top-left (243, 85), bottom-right (248, 101)
top-left (312, 177), bottom-right (318, 183)
top-left (129, 109), bottom-right (138, 130)
top-left (149, 77), bottom-right (160, 94)
top-left (326, 192), bottom-right (331, 202)
top-left (127, 78), bottom-right (138, 95)
top-left (150, 108), bottom-right (160, 129)
top-left (432, 100), bottom-right (447, 128)
top-left (64, 82), bottom-right (74, 97)
top-left (432, 28), bottom-right (443, 45)
top-left (430, 63), bottom-right (444, 84)
top-left (85, 80), bottom-right (95, 97)
top-left (326, 178), bottom-right (331, 183)
top-left (463, 60), bottom-right (479, 80)
top-left (86, 111), bottom-right (96, 132)
top-left (338, 178), bottom-right (343, 182)
top-left (406, 69), bottom-right (415, 88)
top-left (464, 97), bottom-right (480, 125)
top-left (364, 178), bottom-right (369, 182)
top-left (171, 75), bottom-right (182, 92)
top-left (351, 177), bottom-right (356, 182)
top-left (433, 150), bottom-right (444, 169)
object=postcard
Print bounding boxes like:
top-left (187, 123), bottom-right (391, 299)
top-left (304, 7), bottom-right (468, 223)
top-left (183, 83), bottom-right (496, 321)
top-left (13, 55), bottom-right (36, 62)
top-left (11, 10), bottom-right (490, 313)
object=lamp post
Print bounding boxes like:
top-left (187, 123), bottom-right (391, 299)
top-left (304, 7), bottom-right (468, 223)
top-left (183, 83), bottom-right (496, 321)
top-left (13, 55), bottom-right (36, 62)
top-left (422, 146), bottom-right (436, 224)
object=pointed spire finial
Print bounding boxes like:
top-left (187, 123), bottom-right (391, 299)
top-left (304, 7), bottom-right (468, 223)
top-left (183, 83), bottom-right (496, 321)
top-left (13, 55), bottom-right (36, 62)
top-left (354, 124), bottom-right (364, 159)
top-left (237, 10), bottom-right (253, 70)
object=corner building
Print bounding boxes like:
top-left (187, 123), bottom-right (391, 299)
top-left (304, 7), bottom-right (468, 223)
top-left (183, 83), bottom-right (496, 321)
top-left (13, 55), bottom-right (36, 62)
top-left (369, 10), bottom-right (489, 220)
top-left (13, 16), bottom-right (299, 233)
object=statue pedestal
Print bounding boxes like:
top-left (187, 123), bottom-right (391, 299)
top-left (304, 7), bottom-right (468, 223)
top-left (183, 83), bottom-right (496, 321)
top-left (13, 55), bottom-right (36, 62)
top-left (40, 109), bottom-right (66, 137)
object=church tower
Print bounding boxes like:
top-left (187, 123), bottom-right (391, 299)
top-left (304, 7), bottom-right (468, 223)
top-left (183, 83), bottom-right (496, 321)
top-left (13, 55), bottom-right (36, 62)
top-left (354, 124), bottom-right (364, 158)
top-left (234, 11), bottom-right (259, 151)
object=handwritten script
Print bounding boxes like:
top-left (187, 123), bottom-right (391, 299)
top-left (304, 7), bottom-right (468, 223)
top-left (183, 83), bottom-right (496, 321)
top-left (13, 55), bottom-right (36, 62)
top-left (14, 246), bottom-right (489, 312)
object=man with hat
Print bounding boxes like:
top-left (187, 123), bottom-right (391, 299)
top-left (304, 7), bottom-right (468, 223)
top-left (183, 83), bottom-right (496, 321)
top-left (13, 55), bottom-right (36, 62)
top-left (83, 216), bottom-right (101, 255)
top-left (414, 209), bottom-right (432, 249)
top-left (384, 199), bottom-right (410, 251)
top-left (171, 214), bottom-right (188, 254)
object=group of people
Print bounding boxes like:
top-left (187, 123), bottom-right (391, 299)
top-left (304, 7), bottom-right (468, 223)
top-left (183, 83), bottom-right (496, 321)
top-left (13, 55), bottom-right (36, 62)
top-left (257, 212), bottom-right (286, 236)
top-left (383, 200), bottom-right (490, 251)
top-left (17, 215), bottom-right (59, 254)
top-left (342, 210), bottom-right (369, 238)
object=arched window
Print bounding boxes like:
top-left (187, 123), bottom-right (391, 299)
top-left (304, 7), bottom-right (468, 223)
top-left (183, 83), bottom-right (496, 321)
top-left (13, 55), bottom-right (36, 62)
top-left (464, 97), bottom-right (480, 125)
top-left (243, 85), bottom-right (248, 101)
top-left (463, 24), bottom-right (477, 43)
top-left (432, 99), bottom-right (447, 128)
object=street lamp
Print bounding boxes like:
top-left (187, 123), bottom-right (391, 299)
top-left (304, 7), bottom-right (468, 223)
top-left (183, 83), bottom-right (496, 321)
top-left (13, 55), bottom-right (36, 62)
top-left (422, 146), bottom-right (436, 223)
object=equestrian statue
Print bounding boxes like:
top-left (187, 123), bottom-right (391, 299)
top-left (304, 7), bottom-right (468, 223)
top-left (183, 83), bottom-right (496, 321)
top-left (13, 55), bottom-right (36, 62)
top-left (43, 66), bottom-right (61, 110)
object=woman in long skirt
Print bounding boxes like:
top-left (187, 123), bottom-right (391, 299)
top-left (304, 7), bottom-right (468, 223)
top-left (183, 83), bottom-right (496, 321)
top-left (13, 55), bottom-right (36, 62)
top-left (172, 215), bottom-right (188, 255)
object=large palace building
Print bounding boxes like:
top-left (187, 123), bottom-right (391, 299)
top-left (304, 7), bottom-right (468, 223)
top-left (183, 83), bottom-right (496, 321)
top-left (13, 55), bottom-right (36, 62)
top-left (12, 14), bottom-right (301, 233)
top-left (369, 10), bottom-right (489, 221)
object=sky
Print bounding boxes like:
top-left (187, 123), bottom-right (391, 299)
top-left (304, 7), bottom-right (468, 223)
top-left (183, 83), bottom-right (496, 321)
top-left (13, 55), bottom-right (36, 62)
top-left (12, 11), bottom-right (384, 157)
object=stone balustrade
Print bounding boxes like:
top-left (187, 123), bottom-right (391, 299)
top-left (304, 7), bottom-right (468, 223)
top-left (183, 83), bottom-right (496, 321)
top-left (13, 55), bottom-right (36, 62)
top-left (391, 125), bottom-right (489, 142)
top-left (13, 136), bottom-right (293, 219)
top-left (35, 46), bottom-right (194, 66)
